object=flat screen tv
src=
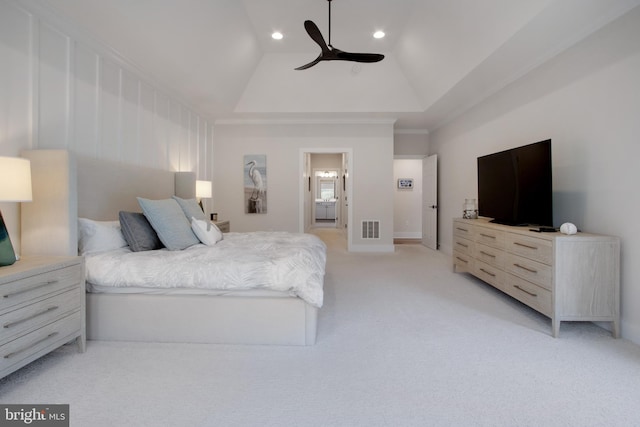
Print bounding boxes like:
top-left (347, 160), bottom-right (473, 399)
top-left (477, 139), bottom-right (552, 227)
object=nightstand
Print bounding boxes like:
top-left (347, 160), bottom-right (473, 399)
top-left (213, 220), bottom-right (230, 233)
top-left (0, 256), bottom-right (85, 379)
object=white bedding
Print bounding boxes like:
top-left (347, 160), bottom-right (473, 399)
top-left (84, 231), bottom-right (326, 307)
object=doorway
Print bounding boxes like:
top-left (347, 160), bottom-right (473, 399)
top-left (313, 169), bottom-right (340, 228)
top-left (393, 154), bottom-right (438, 250)
top-left (299, 149), bottom-right (352, 250)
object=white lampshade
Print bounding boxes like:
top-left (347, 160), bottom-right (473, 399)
top-left (0, 157), bottom-right (32, 202)
top-left (195, 180), bottom-right (212, 199)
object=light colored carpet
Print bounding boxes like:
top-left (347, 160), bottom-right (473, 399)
top-left (2, 228), bottom-right (640, 427)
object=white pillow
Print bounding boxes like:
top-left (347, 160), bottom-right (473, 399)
top-left (191, 217), bottom-right (223, 246)
top-left (78, 218), bottom-right (128, 255)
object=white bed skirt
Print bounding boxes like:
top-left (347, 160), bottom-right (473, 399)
top-left (86, 293), bottom-right (318, 346)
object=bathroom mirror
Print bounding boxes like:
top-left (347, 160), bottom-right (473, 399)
top-left (319, 179), bottom-right (335, 200)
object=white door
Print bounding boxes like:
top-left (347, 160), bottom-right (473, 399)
top-left (422, 154), bottom-right (438, 250)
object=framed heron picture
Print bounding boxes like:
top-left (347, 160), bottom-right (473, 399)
top-left (244, 154), bottom-right (267, 213)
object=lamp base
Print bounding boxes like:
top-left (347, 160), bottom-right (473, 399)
top-left (0, 211), bottom-right (17, 266)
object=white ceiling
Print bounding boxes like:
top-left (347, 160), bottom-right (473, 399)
top-left (35, 0), bottom-right (640, 131)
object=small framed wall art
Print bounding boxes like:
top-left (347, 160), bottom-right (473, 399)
top-left (397, 178), bottom-right (414, 190)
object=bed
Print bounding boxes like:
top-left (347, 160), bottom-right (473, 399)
top-left (24, 152), bottom-right (324, 346)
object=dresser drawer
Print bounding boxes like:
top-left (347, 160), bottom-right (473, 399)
top-left (474, 226), bottom-right (505, 249)
top-left (453, 221), bottom-right (473, 240)
top-left (0, 287), bottom-right (82, 344)
top-left (506, 234), bottom-right (552, 265)
top-left (505, 254), bottom-right (552, 291)
top-left (0, 311), bottom-right (82, 374)
top-left (505, 274), bottom-right (552, 317)
top-left (475, 243), bottom-right (505, 269)
top-left (453, 236), bottom-right (474, 256)
top-left (474, 260), bottom-right (505, 290)
top-left (0, 265), bottom-right (83, 313)
top-left (453, 251), bottom-right (474, 273)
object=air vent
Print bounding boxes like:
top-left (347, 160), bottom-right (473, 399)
top-left (361, 220), bottom-right (380, 239)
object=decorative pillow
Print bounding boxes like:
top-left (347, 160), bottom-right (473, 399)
top-left (78, 218), bottom-right (128, 255)
top-left (119, 211), bottom-right (164, 252)
top-left (172, 196), bottom-right (207, 222)
top-left (137, 197), bottom-right (200, 251)
top-left (191, 217), bottom-right (223, 246)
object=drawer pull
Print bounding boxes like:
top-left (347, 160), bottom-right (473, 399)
top-left (456, 227), bottom-right (469, 233)
top-left (479, 251), bottom-right (496, 258)
top-left (480, 233), bottom-right (496, 239)
top-left (456, 242), bottom-right (468, 248)
top-left (3, 332), bottom-right (59, 359)
top-left (514, 285), bottom-right (537, 297)
top-left (456, 257), bottom-right (468, 264)
top-left (513, 263), bottom-right (538, 274)
top-left (479, 268), bottom-right (496, 277)
top-left (2, 280), bottom-right (58, 298)
top-left (3, 306), bottom-right (59, 329)
top-left (514, 242), bottom-right (538, 250)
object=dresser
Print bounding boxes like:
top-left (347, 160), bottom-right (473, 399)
top-left (0, 256), bottom-right (85, 379)
top-left (453, 218), bottom-right (620, 337)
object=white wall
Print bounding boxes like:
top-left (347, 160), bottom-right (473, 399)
top-left (0, 0), bottom-right (214, 254)
top-left (394, 132), bottom-right (429, 156)
top-left (430, 7), bottom-right (640, 343)
top-left (393, 159), bottom-right (422, 239)
top-left (212, 120), bottom-right (395, 252)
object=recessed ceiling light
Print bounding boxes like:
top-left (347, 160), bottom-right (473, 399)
top-left (272, 32), bottom-right (284, 40)
top-left (373, 31), bottom-right (385, 39)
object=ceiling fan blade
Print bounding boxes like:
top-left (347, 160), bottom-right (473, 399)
top-left (296, 2), bottom-right (385, 70)
top-left (303, 20), bottom-right (330, 53)
top-left (335, 51), bottom-right (385, 63)
top-left (294, 55), bottom-right (323, 70)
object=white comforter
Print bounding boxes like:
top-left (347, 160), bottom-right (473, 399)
top-left (84, 231), bottom-right (326, 307)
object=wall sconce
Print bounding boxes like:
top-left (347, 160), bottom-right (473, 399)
top-left (0, 157), bottom-right (33, 266)
top-left (195, 180), bottom-right (212, 212)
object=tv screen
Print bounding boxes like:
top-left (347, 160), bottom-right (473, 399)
top-left (477, 139), bottom-right (552, 226)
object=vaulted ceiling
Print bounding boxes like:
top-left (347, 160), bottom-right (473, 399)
top-left (39, 0), bottom-right (640, 131)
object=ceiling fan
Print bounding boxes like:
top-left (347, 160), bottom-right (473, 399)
top-left (295, 0), bottom-right (384, 70)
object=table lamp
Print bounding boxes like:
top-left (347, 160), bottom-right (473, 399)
top-left (196, 180), bottom-right (212, 212)
top-left (0, 157), bottom-right (33, 266)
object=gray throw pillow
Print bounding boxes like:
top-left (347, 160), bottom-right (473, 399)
top-left (119, 211), bottom-right (164, 252)
top-left (172, 196), bottom-right (207, 221)
top-left (137, 198), bottom-right (200, 250)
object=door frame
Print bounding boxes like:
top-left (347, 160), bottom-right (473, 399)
top-left (299, 148), bottom-right (353, 250)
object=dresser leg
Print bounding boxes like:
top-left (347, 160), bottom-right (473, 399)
top-left (552, 319), bottom-right (560, 338)
top-left (76, 335), bottom-right (86, 353)
top-left (612, 320), bottom-right (620, 338)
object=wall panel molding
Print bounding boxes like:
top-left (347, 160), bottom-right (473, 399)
top-left (3, 0), bottom-right (214, 179)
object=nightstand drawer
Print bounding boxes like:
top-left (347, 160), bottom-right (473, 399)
top-left (0, 287), bottom-right (82, 343)
top-left (0, 264), bottom-right (83, 313)
top-left (0, 311), bottom-right (82, 374)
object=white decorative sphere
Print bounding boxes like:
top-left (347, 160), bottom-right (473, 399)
top-left (560, 222), bottom-right (577, 235)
